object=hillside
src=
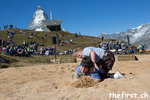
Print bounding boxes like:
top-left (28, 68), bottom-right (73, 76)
top-left (0, 29), bottom-right (106, 67)
top-left (0, 29), bottom-right (104, 51)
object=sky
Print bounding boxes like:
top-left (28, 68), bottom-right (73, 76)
top-left (0, 0), bottom-right (150, 36)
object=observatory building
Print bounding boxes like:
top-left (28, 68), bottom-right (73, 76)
top-left (42, 19), bottom-right (62, 31)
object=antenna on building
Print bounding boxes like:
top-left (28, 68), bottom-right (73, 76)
top-left (50, 9), bottom-right (53, 20)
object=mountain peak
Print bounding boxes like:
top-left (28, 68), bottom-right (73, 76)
top-left (28, 6), bottom-right (49, 31)
top-left (36, 5), bottom-right (41, 10)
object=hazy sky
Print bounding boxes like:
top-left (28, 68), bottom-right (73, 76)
top-left (0, 0), bottom-right (150, 36)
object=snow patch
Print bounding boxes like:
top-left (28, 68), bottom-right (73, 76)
top-left (35, 28), bottom-right (44, 31)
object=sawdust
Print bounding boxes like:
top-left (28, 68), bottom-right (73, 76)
top-left (71, 76), bottom-right (96, 88)
top-left (0, 55), bottom-right (150, 100)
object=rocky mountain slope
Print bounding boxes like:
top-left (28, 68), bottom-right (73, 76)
top-left (98, 23), bottom-right (150, 49)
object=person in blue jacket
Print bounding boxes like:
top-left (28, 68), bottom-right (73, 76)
top-left (73, 56), bottom-right (101, 83)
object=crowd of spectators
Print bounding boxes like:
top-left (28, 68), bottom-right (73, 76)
top-left (38, 47), bottom-right (73, 55)
top-left (0, 39), bottom-right (38, 57)
top-left (0, 29), bottom-right (75, 57)
top-left (19, 30), bottom-right (37, 39)
top-left (98, 40), bottom-right (137, 54)
top-left (0, 38), bottom-right (73, 57)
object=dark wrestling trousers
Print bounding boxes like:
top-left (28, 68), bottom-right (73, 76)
top-left (96, 51), bottom-right (115, 79)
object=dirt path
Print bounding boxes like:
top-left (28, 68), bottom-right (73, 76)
top-left (0, 55), bottom-right (150, 100)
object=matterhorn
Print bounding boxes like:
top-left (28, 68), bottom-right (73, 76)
top-left (28, 6), bottom-right (49, 31)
